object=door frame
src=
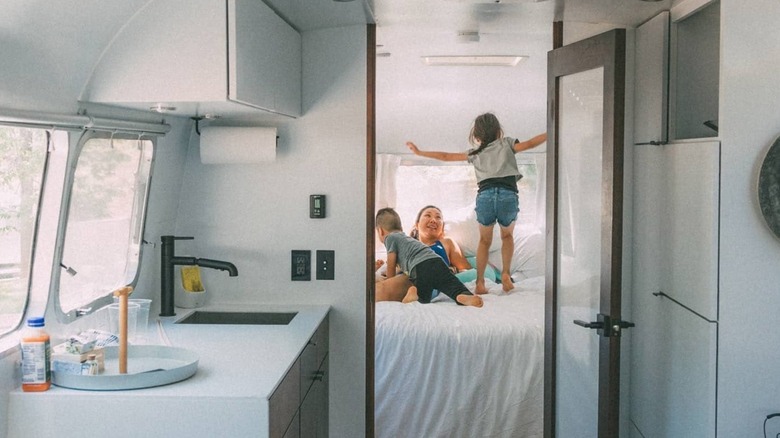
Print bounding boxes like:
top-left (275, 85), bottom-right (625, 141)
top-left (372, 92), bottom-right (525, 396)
top-left (544, 28), bottom-right (626, 438)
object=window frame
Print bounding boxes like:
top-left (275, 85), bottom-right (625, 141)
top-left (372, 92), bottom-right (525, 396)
top-left (0, 126), bottom-right (52, 337)
top-left (52, 130), bottom-right (156, 323)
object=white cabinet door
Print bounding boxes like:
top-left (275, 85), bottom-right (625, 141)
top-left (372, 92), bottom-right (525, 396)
top-left (634, 11), bottom-right (669, 145)
top-left (631, 296), bottom-right (717, 437)
top-left (229, 0), bottom-right (301, 117)
top-left (662, 141), bottom-right (720, 320)
top-left (631, 140), bottom-right (719, 437)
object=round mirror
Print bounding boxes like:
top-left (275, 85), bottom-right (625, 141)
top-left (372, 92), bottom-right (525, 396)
top-left (758, 135), bottom-right (780, 239)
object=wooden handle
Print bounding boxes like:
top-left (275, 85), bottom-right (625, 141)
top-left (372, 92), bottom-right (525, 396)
top-left (113, 286), bottom-right (133, 374)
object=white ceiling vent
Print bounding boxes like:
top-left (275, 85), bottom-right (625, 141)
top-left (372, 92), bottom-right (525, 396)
top-left (421, 55), bottom-right (527, 67)
top-left (442, 0), bottom-right (549, 3)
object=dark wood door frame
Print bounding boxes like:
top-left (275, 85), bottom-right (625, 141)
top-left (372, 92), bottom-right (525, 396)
top-left (365, 23), bottom-right (376, 438)
top-left (544, 28), bottom-right (626, 438)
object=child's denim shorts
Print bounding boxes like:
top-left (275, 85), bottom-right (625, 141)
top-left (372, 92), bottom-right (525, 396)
top-left (475, 187), bottom-right (519, 227)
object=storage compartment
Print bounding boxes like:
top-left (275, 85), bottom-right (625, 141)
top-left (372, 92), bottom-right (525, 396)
top-left (270, 315), bottom-right (329, 438)
top-left (85, 0), bottom-right (301, 119)
top-left (670, 1), bottom-right (720, 140)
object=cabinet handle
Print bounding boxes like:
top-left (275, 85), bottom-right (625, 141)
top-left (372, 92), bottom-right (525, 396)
top-left (312, 371), bottom-right (325, 381)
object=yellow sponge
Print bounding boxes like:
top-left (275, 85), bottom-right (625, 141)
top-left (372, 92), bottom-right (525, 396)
top-left (180, 266), bottom-right (204, 292)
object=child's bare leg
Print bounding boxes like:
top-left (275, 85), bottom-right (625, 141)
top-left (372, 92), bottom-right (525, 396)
top-left (499, 223), bottom-right (516, 292)
top-left (456, 293), bottom-right (483, 308)
top-left (475, 224), bottom-right (494, 295)
top-left (402, 285), bottom-right (419, 304)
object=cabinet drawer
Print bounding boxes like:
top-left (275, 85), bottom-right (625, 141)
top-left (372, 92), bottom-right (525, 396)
top-left (301, 316), bottom-right (329, 399)
top-left (270, 357), bottom-right (301, 438)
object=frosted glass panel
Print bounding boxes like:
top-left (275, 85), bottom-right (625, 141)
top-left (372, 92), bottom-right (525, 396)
top-left (555, 67), bottom-right (604, 438)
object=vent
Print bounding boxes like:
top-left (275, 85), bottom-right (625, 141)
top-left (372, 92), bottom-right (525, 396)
top-left (421, 55), bottom-right (527, 66)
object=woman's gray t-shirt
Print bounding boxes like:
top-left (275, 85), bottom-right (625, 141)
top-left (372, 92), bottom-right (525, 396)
top-left (384, 231), bottom-right (443, 280)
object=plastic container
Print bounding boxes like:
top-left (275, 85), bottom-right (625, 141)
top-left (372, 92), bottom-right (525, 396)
top-left (113, 298), bottom-right (151, 343)
top-left (108, 303), bottom-right (139, 343)
top-left (20, 316), bottom-right (51, 392)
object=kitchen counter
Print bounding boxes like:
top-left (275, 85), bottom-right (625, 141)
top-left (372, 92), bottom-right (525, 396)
top-left (6, 303), bottom-right (330, 438)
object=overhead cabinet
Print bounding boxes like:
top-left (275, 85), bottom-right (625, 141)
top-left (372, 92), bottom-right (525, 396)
top-left (634, 1), bottom-right (720, 143)
top-left (85, 0), bottom-right (301, 119)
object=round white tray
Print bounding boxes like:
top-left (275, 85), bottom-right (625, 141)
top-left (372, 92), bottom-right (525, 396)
top-left (52, 345), bottom-right (199, 391)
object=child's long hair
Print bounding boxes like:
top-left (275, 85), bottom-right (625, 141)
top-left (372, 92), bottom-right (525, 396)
top-left (468, 113), bottom-right (503, 156)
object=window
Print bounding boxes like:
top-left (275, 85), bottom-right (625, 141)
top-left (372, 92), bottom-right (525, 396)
top-left (57, 134), bottom-right (153, 314)
top-left (388, 154), bottom-right (544, 235)
top-left (0, 127), bottom-right (48, 336)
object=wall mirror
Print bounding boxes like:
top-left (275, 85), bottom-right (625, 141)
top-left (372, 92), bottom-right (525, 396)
top-left (758, 135), bottom-right (780, 239)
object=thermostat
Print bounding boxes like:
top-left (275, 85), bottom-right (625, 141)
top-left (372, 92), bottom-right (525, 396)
top-left (310, 195), bottom-right (326, 218)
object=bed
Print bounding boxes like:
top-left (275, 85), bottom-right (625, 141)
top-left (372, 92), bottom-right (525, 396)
top-left (375, 273), bottom-right (545, 438)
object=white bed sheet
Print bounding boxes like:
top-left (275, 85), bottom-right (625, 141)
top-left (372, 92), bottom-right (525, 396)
top-left (375, 276), bottom-right (545, 438)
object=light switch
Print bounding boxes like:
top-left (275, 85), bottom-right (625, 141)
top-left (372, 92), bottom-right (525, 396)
top-left (316, 250), bottom-right (335, 280)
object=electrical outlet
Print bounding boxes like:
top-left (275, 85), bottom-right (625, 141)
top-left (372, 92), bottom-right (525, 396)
top-left (291, 250), bottom-right (311, 281)
top-left (316, 250), bottom-right (335, 280)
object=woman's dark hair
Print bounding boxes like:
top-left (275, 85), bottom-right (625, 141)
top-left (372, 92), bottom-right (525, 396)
top-left (468, 112), bottom-right (503, 156)
top-left (410, 205), bottom-right (441, 240)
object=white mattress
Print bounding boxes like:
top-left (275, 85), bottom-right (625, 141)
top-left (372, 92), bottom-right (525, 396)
top-left (375, 276), bottom-right (545, 438)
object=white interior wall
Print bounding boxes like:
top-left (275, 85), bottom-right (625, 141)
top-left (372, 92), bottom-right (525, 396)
top-left (376, 26), bottom-right (550, 155)
top-left (718, 0), bottom-right (780, 435)
top-left (170, 25), bottom-right (367, 438)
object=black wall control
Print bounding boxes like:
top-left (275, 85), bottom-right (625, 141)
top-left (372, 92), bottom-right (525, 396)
top-left (316, 250), bottom-right (335, 280)
top-left (310, 194), bottom-right (326, 218)
top-left (291, 250), bottom-right (311, 281)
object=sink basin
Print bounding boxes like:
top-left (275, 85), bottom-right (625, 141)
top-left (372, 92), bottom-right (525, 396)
top-left (176, 311), bottom-right (297, 325)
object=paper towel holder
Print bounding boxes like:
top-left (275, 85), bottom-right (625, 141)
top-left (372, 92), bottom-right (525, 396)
top-left (191, 115), bottom-right (222, 135)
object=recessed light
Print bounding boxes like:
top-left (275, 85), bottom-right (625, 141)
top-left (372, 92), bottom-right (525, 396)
top-left (422, 55), bottom-right (527, 66)
top-left (150, 104), bottom-right (176, 113)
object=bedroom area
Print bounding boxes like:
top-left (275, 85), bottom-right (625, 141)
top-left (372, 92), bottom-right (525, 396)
top-left (368, 1), bottom-right (731, 437)
top-left (371, 2), bottom-right (551, 437)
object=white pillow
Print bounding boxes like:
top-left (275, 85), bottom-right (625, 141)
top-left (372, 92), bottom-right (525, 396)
top-left (489, 229), bottom-right (545, 280)
top-left (444, 209), bottom-right (500, 256)
top-left (446, 210), bottom-right (545, 279)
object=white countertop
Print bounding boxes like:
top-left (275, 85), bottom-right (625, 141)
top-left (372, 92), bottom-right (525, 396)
top-left (7, 303), bottom-right (330, 438)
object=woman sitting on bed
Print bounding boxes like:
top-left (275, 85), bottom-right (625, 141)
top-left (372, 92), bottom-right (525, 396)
top-left (376, 205), bottom-right (493, 301)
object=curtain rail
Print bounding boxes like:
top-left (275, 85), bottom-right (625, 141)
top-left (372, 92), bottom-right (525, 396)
top-left (0, 108), bottom-right (170, 135)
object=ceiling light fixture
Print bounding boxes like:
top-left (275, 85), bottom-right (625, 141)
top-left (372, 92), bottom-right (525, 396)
top-left (422, 55), bottom-right (527, 67)
top-left (150, 103), bottom-right (177, 113)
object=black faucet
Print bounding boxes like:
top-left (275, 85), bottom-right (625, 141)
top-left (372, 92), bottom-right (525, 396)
top-left (160, 235), bottom-right (238, 317)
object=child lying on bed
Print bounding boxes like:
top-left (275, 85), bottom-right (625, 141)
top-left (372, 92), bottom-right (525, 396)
top-left (375, 207), bottom-right (483, 307)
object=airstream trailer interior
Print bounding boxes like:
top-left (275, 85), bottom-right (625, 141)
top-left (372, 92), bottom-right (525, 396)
top-left (1, 0), bottom-right (780, 437)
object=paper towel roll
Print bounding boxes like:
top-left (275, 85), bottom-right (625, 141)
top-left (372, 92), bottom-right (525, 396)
top-left (199, 126), bottom-right (277, 164)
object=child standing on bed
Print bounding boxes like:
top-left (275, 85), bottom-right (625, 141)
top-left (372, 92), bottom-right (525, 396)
top-left (375, 208), bottom-right (483, 307)
top-left (406, 112), bottom-right (547, 295)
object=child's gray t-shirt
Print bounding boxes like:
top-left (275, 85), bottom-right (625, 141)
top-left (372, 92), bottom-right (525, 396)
top-left (384, 231), bottom-right (443, 280)
top-left (467, 137), bottom-right (521, 183)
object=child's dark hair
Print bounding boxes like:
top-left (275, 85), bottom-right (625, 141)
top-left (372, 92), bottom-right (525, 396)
top-left (410, 205), bottom-right (441, 240)
top-left (376, 207), bottom-right (403, 232)
top-left (468, 112), bottom-right (504, 156)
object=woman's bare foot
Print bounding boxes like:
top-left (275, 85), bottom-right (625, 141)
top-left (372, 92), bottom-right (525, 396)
top-left (474, 279), bottom-right (489, 295)
top-left (456, 294), bottom-right (483, 308)
top-left (402, 286), bottom-right (419, 303)
top-left (501, 272), bottom-right (514, 292)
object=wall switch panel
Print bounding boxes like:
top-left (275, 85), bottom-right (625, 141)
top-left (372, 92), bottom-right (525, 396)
top-left (291, 250), bottom-right (311, 281)
top-left (316, 250), bottom-right (335, 280)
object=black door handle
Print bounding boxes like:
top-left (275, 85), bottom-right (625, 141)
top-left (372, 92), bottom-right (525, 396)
top-left (573, 314), bottom-right (635, 337)
top-left (573, 319), bottom-right (603, 329)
